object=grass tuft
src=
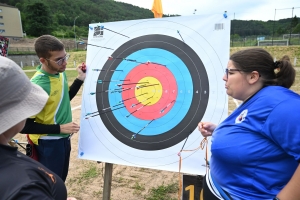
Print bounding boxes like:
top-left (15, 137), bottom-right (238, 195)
top-left (145, 183), bottom-right (178, 200)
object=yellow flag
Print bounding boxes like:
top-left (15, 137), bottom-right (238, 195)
top-left (151, 0), bottom-right (163, 18)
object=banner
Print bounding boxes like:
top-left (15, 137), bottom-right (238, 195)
top-left (151, 0), bottom-right (163, 18)
top-left (0, 36), bottom-right (9, 57)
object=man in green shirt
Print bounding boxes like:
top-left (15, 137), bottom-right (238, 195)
top-left (21, 35), bottom-right (86, 182)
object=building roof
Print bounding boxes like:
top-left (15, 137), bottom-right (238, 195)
top-left (0, 3), bottom-right (18, 9)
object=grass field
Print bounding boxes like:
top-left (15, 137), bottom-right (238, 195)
top-left (46, 46), bottom-right (300, 69)
top-left (24, 46), bottom-right (300, 100)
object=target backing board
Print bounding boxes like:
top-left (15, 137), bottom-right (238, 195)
top-left (79, 14), bottom-right (230, 175)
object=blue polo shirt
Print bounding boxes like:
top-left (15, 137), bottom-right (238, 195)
top-left (210, 86), bottom-right (300, 199)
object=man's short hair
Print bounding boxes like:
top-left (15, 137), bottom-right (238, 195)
top-left (34, 35), bottom-right (65, 58)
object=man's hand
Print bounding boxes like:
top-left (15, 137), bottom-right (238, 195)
top-left (76, 62), bottom-right (86, 81)
top-left (60, 122), bottom-right (80, 134)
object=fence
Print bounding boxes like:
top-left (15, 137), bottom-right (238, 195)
top-left (230, 35), bottom-right (300, 47)
top-left (283, 34), bottom-right (300, 39)
top-left (258, 40), bottom-right (289, 46)
top-left (8, 44), bottom-right (86, 54)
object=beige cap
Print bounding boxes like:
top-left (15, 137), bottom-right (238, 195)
top-left (0, 56), bottom-right (48, 134)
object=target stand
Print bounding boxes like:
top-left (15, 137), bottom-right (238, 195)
top-left (79, 14), bottom-right (230, 199)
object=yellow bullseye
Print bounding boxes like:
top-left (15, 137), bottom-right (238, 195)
top-left (135, 77), bottom-right (162, 105)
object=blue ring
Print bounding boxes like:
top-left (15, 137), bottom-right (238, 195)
top-left (108, 48), bottom-right (193, 135)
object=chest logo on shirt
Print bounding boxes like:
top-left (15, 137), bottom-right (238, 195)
top-left (51, 90), bottom-right (59, 96)
top-left (235, 109), bottom-right (248, 124)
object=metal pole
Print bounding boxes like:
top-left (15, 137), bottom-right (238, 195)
top-left (74, 16), bottom-right (79, 49)
top-left (289, 7), bottom-right (294, 45)
top-left (272, 9), bottom-right (276, 46)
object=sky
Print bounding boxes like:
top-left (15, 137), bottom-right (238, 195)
top-left (116, 0), bottom-right (300, 21)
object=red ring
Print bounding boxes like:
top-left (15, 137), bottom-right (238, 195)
top-left (122, 63), bottom-right (177, 120)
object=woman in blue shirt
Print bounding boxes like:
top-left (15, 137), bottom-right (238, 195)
top-left (199, 48), bottom-right (300, 200)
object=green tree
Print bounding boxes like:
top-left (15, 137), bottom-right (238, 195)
top-left (231, 34), bottom-right (240, 40)
top-left (24, 2), bottom-right (53, 37)
top-left (276, 27), bottom-right (286, 35)
top-left (292, 24), bottom-right (300, 34)
top-left (291, 15), bottom-right (299, 28)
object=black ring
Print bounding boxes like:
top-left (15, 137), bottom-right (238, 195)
top-left (96, 34), bottom-right (209, 150)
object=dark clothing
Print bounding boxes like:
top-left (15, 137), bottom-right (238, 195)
top-left (20, 78), bottom-right (83, 134)
top-left (68, 78), bottom-right (84, 100)
top-left (35, 137), bottom-right (71, 182)
top-left (22, 118), bottom-right (60, 134)
top-left (0, 144), bottom-right (67, 200)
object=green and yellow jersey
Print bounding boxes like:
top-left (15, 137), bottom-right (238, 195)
top-left (29, 65), bottom-right (72, 144)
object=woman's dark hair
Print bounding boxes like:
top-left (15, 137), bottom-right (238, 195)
top-left (230, 48), bottom-right (295, 88)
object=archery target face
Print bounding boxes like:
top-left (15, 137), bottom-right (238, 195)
top-left (80, 15), bottom-right (229, 175)
top-left (96, 34), bottom-right (209, 150)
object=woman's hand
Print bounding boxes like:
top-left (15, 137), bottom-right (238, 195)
top-left (198, 122), bottom-right (217, 137)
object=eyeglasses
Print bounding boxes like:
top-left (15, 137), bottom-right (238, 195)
top-left (225, 68), bottom-right (242, 79)
top-left (45, 54), bottom-right (70, 66)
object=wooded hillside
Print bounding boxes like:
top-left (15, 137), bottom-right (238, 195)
top-left (2, 0), bottom-right (299, 39)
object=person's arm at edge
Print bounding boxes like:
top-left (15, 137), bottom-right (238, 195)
top-left (268, 100), bottom-right (300, 200)
top-left (276, 164), bottom-right (300, 200)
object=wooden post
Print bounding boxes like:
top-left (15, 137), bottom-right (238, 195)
top-left (102, 163), bottom-right (113, 200)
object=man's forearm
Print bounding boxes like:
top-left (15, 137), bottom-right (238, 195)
top-left (20, 118), bottom-right (60, 134)
top-left (69, 78), bottom-right (83, 100)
